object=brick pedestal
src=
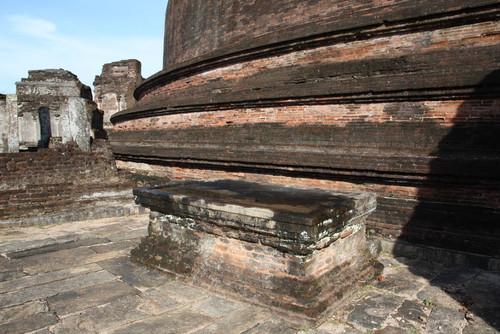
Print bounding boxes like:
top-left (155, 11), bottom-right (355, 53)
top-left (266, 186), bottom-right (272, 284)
top-left (131, 180), bottom-right (382, 327)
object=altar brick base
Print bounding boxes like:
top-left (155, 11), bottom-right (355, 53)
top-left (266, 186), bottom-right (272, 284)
top-left (131, 181), bottom-right (382, 327)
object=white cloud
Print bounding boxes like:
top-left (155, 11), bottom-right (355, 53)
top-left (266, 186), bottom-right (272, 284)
top-left (7, 15), bottom-right (58, 39)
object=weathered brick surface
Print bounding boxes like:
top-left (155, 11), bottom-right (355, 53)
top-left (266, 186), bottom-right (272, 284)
top-left (132, 211), bottom-right (381, 326)
top-left (110, 1), bottom-right (500, 259)
top-left (118, 21), bottom-right (500, 118)
top-left (0, 144), bottom-right (135, 221)
top-left (112, 99), bottom-right (500, 256)
top-left (94, 60), bottom-right (143, 129)
top-left (161, 0), bottom-right (499, 71)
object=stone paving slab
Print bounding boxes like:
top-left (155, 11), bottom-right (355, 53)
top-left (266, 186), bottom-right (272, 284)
top-left (0, 311), bottom-right (58, 334)
top-left (346, 291), bottom-right (405, 330)
top-left (13, 247), bottom-right (120, 275)
top-left (375, 266), bottom-right (430, 298)
top-left (0, 214), bottom-right (498, 334)
top-left (0, 268), bottom-right (26, 282)
top-left (155, 281), bottom-right (208, 303)
top-left (0, 233), bottom-right (97, 255)
top-left (5, 237), bottom-right (108, 259)
top-left (194, 296), bottom-right (239, 319)
top-left (89, 239), bottom-right (139, 254)
top-left (192, 308), bottom-right (269, 334)
top-left (243, 321), bottom-right (297, 334)
top-left (0, 256), bottom-right (22, 273)
top-left (393, 300), bottom-right (428, 329)
top-left (0, 300), bottom-right (48, 323)
top-left (106, 229), bottom-right (148, 242)
top-left (52, 294), bottom-right (158, 333)
top-left (425, 306), bottom-right (466, 333)
top-left (0, 263), bottom-right (103, 293)
top-left (0, 215), bottom-right (147, 245)
top-left (47, 280), bottom-right (141, 316)
top-left (0, 270), bottom-right (116, 308)
top-left (104, 309), bottom-right (214, 334)
top-left (464, 272), bottom-right (500, 329)
top-left (97, 256), bottom-right (170, 290)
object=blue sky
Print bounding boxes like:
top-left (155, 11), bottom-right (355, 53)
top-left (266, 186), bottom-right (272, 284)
top-left (0, 1), bottom-right (167, 94)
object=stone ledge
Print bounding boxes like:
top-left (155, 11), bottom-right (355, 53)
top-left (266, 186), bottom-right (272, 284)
top-left (0, 204), bottom-right (146, 228)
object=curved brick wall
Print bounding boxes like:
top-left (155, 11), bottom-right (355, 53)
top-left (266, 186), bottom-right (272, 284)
top-left (110, 1), bottom-right (500, 260)
top-left (161, 0), bottom-right (498, 71)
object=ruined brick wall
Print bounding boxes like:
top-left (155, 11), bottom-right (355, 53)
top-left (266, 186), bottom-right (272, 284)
top-left (16, 69), bottom-right (100, 151)
top-left (110, 1), bottom-right (500, 258)
top-left (94, 60), bottom-right (143, 129)
top-left (0, 144), bottom-right (134, 222)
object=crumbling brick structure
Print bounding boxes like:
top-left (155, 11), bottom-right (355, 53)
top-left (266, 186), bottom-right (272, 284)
top-left (94, 60), bottom-right (143, 130)
top-left (0, 70), bottom-right (140, 225)
top-left (0, 143), bottom-right (140, 225)
top-left (110, 0), bottom-right (500, 268)
top-left (15, 69), bottom-right (101, 152)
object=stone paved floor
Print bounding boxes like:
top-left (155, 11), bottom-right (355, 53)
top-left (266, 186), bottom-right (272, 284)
top-left (0, 214), bottom-right (498, 334)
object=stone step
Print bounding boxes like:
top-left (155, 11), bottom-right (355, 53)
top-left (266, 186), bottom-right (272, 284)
top-left (2, 182), bottom-right (133, 195)
top-left (0, 228), bottom-right (148, 260)
top-left (1, 197), bottom-right (135, 218)
top-left (0, 235), bottom-right (108, 260)
top-left (0, 190), bottom-right (133, 207)
top-left (0, 203), bottom-right (147, 228)
top-left (0, 188), bottom-right (136, 220)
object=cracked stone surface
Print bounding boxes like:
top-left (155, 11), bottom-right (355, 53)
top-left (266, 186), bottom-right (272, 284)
top-left (0, 214), bottom-right (499, 333)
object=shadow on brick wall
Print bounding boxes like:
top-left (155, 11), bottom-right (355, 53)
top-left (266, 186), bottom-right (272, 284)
top-left (398, 70), bottom-right (500, 330)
